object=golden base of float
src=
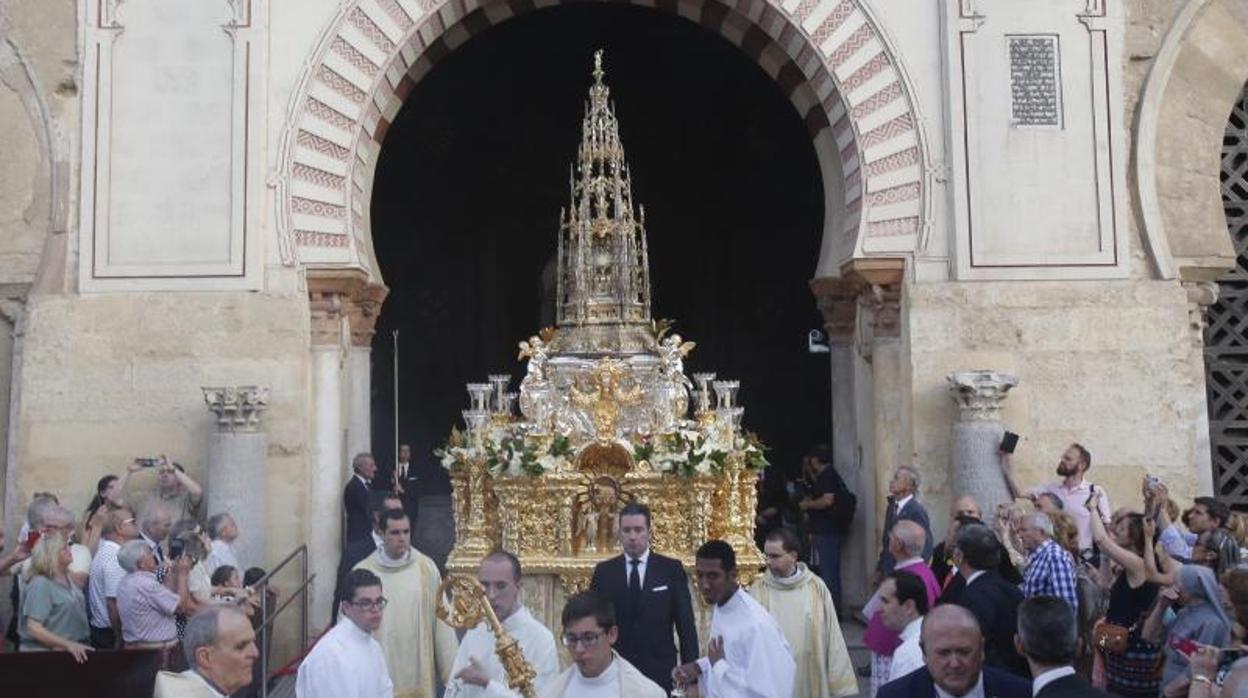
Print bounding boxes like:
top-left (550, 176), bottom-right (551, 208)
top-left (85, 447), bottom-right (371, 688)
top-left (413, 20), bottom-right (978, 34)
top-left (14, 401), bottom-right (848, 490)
top-left (444, 440), bottom-right (762, 637)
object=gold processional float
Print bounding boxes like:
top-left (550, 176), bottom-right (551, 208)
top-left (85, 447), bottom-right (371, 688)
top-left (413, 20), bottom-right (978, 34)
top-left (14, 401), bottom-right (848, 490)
top-left (434, 51), bottom-right (769, 694)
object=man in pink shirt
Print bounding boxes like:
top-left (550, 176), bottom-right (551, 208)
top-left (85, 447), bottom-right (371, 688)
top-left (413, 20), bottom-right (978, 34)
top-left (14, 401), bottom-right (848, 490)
top-left (1018, 443), bottom-right (1111, 561)
top-left (864, 520), bottom-right (939, 695)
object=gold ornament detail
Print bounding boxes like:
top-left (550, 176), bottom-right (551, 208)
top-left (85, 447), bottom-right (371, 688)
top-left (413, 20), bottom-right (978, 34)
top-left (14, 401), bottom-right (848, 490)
top-left (436, 576), bottom-right (537, 698)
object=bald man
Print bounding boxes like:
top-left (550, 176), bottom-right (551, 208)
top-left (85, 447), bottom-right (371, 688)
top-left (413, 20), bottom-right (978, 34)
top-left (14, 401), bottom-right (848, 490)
top-left (877, 605), bottom-right (1030, 698)
top-left (864, 520), bottom-right (939, 692)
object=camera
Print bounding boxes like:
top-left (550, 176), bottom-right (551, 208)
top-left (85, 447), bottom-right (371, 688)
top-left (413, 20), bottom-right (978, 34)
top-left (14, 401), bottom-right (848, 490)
top-left (135, 457), bottom-right (160, 468)
top-left (168, 537), bottom-right (186, 561)
top-left (808, 329), bottom-right (830, 354)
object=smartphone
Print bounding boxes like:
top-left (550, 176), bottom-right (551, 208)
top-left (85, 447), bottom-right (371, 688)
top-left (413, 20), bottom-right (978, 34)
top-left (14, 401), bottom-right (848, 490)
top-left (168, 537), bottom-right (186, 561)
top-left (1170, 635), bottom-right (1200, 657)
top-left (1000, 431), bottom-right (1020, 454)
top-left (135, 457), bottom-right (159, 468)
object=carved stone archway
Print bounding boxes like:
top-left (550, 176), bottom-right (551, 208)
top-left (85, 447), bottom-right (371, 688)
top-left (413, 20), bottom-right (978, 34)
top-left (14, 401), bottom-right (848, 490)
top-left (276, 0), bottom-right (932, 280)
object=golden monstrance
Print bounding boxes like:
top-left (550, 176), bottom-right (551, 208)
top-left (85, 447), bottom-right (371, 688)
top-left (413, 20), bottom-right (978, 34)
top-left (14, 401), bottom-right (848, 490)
top-left (436, 50), bottom-right (769, 639)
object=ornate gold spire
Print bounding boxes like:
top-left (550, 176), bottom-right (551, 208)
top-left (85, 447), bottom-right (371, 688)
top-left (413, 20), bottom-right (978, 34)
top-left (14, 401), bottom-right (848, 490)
top-left (552, 50), bottom-right (655, 355)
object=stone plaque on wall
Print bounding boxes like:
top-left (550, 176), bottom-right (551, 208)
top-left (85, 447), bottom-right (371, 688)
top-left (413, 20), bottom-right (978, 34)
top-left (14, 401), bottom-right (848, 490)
top-left (942, 0), bottom-right (1126, 280)
top-left (78, 0), bottom-right (263, 291)
top-left (1008, 35), bottom-right (1062, 128)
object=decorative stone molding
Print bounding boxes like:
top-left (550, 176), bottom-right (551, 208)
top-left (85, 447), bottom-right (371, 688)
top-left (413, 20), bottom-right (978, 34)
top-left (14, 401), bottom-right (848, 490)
top-left (306, 268), bottom-right (390, 348)
top-left (809, 277), bottom-right (859, 346)
top-left (202, 385), bottom-right (270, 432)
top-left (1184, 280), bottom-right (1220, 340)
top-left (277, 0), bottom-right (928, 269)
top-left (948, 371), bottom-right (1019, 421)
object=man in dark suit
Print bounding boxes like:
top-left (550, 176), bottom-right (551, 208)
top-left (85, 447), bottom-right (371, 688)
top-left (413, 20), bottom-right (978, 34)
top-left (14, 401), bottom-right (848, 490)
top-left (948, 523), bottom-right (1028, 677)
top-left (589, 503), bottom-right (699, 693)
top-left (1017, 596), bottom-right (1111, 697)
top-left (389, 444), bottom-right (419, 525)
top-left (878, 604), bottom-right (1030, 698)
top-left (342, 452), bottom-right (376, 545)
top-left (875, 466), bottom-right (934, 583)
top-left (331, 490), bottom-right (402, 620)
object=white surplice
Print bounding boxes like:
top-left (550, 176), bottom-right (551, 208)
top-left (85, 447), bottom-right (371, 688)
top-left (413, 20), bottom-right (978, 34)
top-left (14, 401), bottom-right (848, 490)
top-left (695, 588), bottom-right (796, 698)
top-left (443, 605), bottom-right (559, 698)
top-left (296, 617), bottom-right (394, 698)
top-left (541, 651), bottom-right (666, 698)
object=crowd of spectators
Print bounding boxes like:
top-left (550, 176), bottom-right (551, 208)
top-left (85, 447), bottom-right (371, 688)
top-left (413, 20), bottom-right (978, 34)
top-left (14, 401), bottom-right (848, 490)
top-left (776, 441), bottom-right (1248, 697)
top-left (0, 456), bottom-right (269, 695)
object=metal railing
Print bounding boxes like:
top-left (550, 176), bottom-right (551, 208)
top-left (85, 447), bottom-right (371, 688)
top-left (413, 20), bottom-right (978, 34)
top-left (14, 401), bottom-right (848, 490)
top-left (252, 544), bottom-right (314, 698)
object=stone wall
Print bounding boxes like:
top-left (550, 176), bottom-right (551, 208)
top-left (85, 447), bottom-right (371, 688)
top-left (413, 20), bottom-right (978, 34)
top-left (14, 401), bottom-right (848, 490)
top-left (907, 279), bottom-right (1207, 535)
top-left (4, 288), bottom-right (312, 566)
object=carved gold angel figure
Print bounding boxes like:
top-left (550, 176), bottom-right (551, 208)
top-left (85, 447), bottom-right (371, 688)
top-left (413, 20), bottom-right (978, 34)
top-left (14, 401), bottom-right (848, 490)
top-left (570, 358), bottom-right (642, 441)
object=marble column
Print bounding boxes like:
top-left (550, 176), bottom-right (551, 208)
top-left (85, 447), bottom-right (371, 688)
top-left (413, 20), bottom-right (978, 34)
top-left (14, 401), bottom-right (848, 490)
top-left (812, 277), bottom-right (867, 606)
top-left (202, 386), bottom-right (269, 568)
top-left (948, 370), bottom-right (1019, 516)
top-left (306, 270), bottom-right (387, 633)
top-left (346, 347), bottom-right (372, 463)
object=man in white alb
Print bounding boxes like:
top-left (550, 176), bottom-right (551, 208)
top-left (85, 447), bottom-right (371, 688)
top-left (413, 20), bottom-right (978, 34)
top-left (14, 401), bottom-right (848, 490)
top-left (445, 550), bottom-right (558, 697)
top-left (296, 568), bottom-right (394, 698)
top-left (541, 591), bottom-right (666, 697)
top-left (672, 540), bottom-right (796, 698)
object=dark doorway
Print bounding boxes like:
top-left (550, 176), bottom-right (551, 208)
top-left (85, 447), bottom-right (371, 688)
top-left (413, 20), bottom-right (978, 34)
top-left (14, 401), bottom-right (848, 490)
top-left (370, 3), bottom-right (828, 496)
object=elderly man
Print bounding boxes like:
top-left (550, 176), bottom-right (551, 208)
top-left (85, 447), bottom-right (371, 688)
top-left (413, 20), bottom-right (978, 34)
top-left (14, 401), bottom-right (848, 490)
top-left (154, 606), bottom-right (259, 697)
top-left (877, 605), bottom-right (1030, 698)
top-left (297, 568), bottom-right (394, 698)
top-left (353, 507), bottom-right (458, 695)
top-left (446, 551), bottom-right (559, 697)
top-left (866, 520), bottom-right (940, 694)
top-left (542, 591), bottom-right (665, 697)
top-left (931, 496), bottom-right (981, 587)
top-left (87, 506), bottom-right (140, 648)
top-left (1017, 513), bottom-right (1078, 611)
top-left (875, 466), bottom-right (933, 582)
top-left (946, 524), bottom-right (1027, 677)
top-left (672, 540), bottom-right (795, 698)
top-left (128, 457), bottom-right (203, 526)
top-left (750, 527), bottom-right (856, 698)
top-left (344, 452), bottom-right (377, 544)
top-left (1015, 596), bottom-right (1110, 698)
top-left (139, 505), bottom-right (175, 566)
top-left (115, 538), bottom-right (193, 648)
top-left (204, 512), bottom-right (241, 575)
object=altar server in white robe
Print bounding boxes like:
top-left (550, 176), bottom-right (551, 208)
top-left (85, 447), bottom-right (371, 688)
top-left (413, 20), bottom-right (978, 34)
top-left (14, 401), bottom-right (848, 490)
top-left (673, 540), bottom-right (796, 698)
top-left (749, 528), bottom-right (857, 698)
top-left (445, 550), bottom-right (559, 698)
top-left (297, 568), bottom-right (394, 698)
top-left (541, 591), bottom-right (666, 698)
top-left (353, 508), bottom-right (458, 698)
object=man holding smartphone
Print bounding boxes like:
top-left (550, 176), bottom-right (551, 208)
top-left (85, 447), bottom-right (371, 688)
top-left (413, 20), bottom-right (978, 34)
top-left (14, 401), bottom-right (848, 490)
top-left (1022, 444), bottom-right (1111, 564)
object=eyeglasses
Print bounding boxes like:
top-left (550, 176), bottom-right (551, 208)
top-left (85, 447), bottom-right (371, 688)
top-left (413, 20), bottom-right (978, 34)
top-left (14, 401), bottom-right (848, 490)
top-left (349, 597), bottom-right (388, 611)
top-left (561, 632), bottom-right (603, 649)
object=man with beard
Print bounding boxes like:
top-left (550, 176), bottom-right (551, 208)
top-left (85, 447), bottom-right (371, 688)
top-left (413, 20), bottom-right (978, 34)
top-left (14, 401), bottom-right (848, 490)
top-left (1017, 444), bottom-right (1111, 563)
top-left (750, 527), bottom-right (856, 698)
top-left (672, 540), bottom-right (795, 698)
top-left (877, 605), bottom-right (1029, 698)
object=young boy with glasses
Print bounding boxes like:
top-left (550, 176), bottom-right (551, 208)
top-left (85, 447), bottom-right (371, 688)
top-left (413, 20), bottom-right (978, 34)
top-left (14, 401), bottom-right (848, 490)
top-left (542, 591), bottom-right (665, 697)
top-left (296, 569), bottom-right (394, 698)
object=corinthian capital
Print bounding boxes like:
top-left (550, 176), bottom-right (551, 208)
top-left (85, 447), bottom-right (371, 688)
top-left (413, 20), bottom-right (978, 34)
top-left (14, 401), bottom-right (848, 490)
top-left (202, 385), bottom-right (270, 432)
top-left (947, 371), bottom-right (1019, 421)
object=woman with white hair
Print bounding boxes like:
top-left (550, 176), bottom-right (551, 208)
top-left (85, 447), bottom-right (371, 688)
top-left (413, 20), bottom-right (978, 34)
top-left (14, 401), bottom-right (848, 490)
top-left (18, 531), bottom-right (92, 662)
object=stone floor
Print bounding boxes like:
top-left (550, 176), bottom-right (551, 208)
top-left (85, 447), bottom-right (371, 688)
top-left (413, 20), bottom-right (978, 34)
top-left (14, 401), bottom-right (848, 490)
top-left (842, 616), bottom-right (872, 696)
